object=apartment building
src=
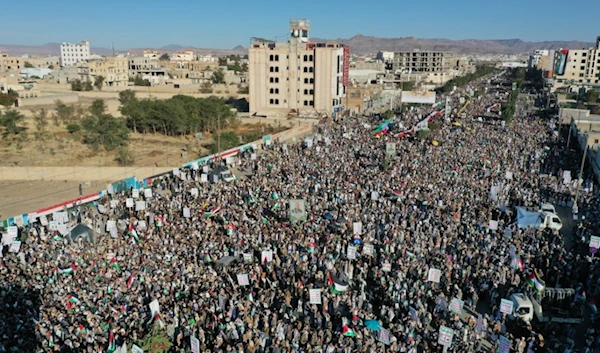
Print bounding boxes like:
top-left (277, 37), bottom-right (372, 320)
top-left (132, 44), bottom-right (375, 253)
top-left (171, 50), bottom-right (195, 62)
top-left (60, 40), bottom-right (91, 67)
top-left (128, 57), bottom-right (167, 77)
top-left (0, 53), bottom-right (23, 72)
top-left (392, 50), bottom-right (453, 73)
top-left (143, 50), bottom-right (160, 59)
top-left (553, 36), bottom-right (600, 89)
top-left (248, 19), bottom-right (349, 118)
top-left (78, 57), bottom-right (129, 87)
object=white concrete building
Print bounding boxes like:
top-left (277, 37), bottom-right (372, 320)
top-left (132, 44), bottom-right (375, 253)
top-left (60, 40), bottom-right (91, 67)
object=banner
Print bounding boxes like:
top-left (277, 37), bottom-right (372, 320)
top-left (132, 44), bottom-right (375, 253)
top-left (309, 289), bottom-right (322, 304)
top-left (289, 199), bottom-right (307, 222)
top-left (427, 268), bottom-right (441, 283)
top-left (500, 298), bottom-right (514, 315)
top-left (385, 143), bottom-right (396, 156)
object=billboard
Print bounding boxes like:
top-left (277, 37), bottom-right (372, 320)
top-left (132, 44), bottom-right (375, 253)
top-left (555, 49), bottom-right (569, 76)
top-left (401, 91), bottom-right (436, 104)
top-left (343, 46), bottom-right (350, 86)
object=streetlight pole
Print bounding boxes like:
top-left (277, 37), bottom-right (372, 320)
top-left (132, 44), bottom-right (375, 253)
top-left (573, 134), bottom-right (588, 214)
top-left (217, 113), bottom-right (221, 159)
top-left (566, 116), bottom-right (573, 149)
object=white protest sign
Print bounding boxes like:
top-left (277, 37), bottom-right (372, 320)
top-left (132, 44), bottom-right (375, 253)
top-left (110, 228), bottom-right (118, 239)
top-left (27, 212), bottom-right (37, 223)
top-left (144, 189), bottom-right (153, 198)
top-left (7, 226), bottom-right (18, 239)
top-left (498, 335), bottom-right (511, 353)
top-left (237, 274), bottom-right (250, 286)
top-left (590, 236), bottom-right (600, 249)
top-left (505, 171), bottom-right (513, 180)
top-left (126, 198), bottom-right (134, 208)
top-left (135, 201), bottom-right (146, 211)
top-left (2, 233), bottom-right (14, 245)
top-left (261, 250), bottom-right (273, 263)
top-left (243, 253), bottom-right (253, 262)
top-left (309, 289), bottom-right (322, 304)
top-left (363, 244), bottom-right (374, 256)
top-left (438, 325), bottom-right (454, 347)
top-left (382, 262), bottom-right (391, 272)
top-left (149, 299), bottom-right (160, 317)
top-left (110, 200), bottom-right (119, 209)
top-left (39, 215), bottom-right (48, 226)
top-left (183, 207), bottom-right (191, 218)
top-left (449, 298), bottom-right (464, 314)
top-left (13, 215), bottom-right (24, 227)
top-left (190, 188), bottom-right (199, 197)
top-left (98, 205), bottom-right (106, 214)
top-left (172, 168), bottom-right (180, 176)
top-left (132, 189), bottom-right (140, 198)
top-left (500, 298), bottom-right (514, 315)
top-left (427, 268), bottom-right (441, 283)
top-left (378, 328), bottom-right (391, 345)
top-left (57, 224), bottom-right (68, 236)
top-left (353, 222), bottom-right (362, 236)
top-left (56, 211), bottom-right (69, 224)
top-left (251, 153), bottom-right (257, 160)
top-left (106, 220), bottom-right (116, 232)
top-left (190, 336), bottom-right (200, 353)
top-left (347, 245), bottom-right (357, 260)
top-left (9, 241), bottom-right (21, 253)
top-left (371, 191), bottom-right (379, 200)
top-left (200, 174), bottom-right (208, 183)
top-left (49, 221), bottom-right (59, 231)
top-left (489, 220), bottom-right (498, 230)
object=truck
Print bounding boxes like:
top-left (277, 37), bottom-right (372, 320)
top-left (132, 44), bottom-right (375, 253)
top-left (516, 207), bottom-right (563, 231)
top-left (508, 289), bottom-right (583, 325)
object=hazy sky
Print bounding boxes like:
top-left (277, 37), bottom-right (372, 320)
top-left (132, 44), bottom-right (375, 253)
top-left (2, 0), bottom-right (598, 49)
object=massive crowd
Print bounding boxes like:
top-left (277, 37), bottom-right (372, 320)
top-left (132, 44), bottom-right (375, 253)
top-left (1, 71), bottom-right (599, 353)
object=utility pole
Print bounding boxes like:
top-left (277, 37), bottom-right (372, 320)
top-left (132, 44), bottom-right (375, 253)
top-left (566, 116), bottom-right (573, 149)
top-left (217, 113), bottom-right (222, 159)
top-left (573, 134), bottom-right (588, 214)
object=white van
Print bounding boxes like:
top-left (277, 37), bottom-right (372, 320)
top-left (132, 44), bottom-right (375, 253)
top-left (539, 203), bottom-right (557, 214)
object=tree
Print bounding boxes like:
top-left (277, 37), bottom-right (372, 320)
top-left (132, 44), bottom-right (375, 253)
top-left (199, 82), bottom-right (213, 94)
top-left (66, 123), bottom-right (81, 133)
top-left (54, 100), bottom-right (75, 125)
top-left (218, 57), bottom-right (228, 66)
top-left (90, 99), bottom-right (107, 116)
top-left (130, 75), bottom-right (151, 86)
top-left (115, 147), bottom-right (135, 166)
top-left (212, 68), bottom-right (225, 84)
top-left (583, 89), bottom-right (599, 104)
top-left (0, 110), bottom-right (27, 137)
top-left (83, 80), bottom-right (93, 91)
top-left (24, 61), bottom-right (35, 68)
top-left (159, 53), bottom-right (170, 61)
top-left (0, 93), bottom-right (17, 107)
top-left (137, 325), bottom-right (173, 353)
top-left (81, 113), bottom-right (130, 151)
top-left (208, 131), bottom-right (240, 154)
top-left (94, 76), bottom-right (105, 90)
top-left (34, 108), bottom-right (49, 136)
top-left (237, 84), bottom-right (249, 94)
top-left (71, 79), bottom-right (83, 91)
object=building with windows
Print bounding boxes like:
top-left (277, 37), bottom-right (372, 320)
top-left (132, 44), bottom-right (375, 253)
top-left (60, 40), bottom-right (91, 67)
top-left (248, 19), bottom-right (349, 118)
top-left (78, 57), bottom-right (129, 88)
top-left (392, 50), bottom-right (453, 73)
top-left (0, 52), bottom-right (23, 72)
top-left (554, 36), bottom-right (600, 89)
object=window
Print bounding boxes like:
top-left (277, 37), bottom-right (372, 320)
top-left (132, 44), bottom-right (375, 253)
top-left (304, 100), bottom-right (308, 106)
top-left (304, 78), bottom-right (309, 84)
top-left (310, 78), bottom-right (314, 84)
top-left (269, 55), bottom-right (274, 61)
top-left (303, 67), bottom-right (308, 73)
top-left (275, 88), bottom-right (279, 94)
top-left (582, 60), bottom-right (586, 63)
top-left (309, 100), bottom-right (314, 105)
top-left (274, 77), bottom-right (279, 83)
top-left (595, 139), bottom-right (599, 144)
top-left (269, 99), bottom-right (274, 104)
top-left (275, 67), bottom-right (279, 72)
top-left (583, 52), bottom-right (587, 57)
top-left (304, 89), bottom-right (308, 94)
top-left (270, 88), bottom-right (274, 94)
top-left (581, 66), bottom-right (585, 70)
top-left (270, 77), bottom-right (274, 83)
top-left (303, 55), bottom-right (308, 62)
top-left (309, 55), bottom-right (313, 61)
top-left (309, 89), bottom-right (314, 94)
top-left (309, 67), bottom-right (314, 73)
top-left (270, 67), bottom-right (274, 72)
top-left (274, 99), bottom-right (279, 104)
top-left (275, 55), bottom-right (279, 61)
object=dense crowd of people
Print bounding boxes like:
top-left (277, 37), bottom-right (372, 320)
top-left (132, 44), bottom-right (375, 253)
top-left (2, 71), bottom-right (599, 353)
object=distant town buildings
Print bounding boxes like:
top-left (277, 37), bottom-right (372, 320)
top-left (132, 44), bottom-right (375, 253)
top-left (392, 50), bottom-right (454, 74)
top-left (248, 19), bottom-right (349, 118)
top-left (171, 50), bottom-right (195, 62)
top-left (78, 57), bottom-right (129, 87)
top-left (60, 40), bottom-right (91, 67)
top-left (143, 50), bottom-right (160, 59)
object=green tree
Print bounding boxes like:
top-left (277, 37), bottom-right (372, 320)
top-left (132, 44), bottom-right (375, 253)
top-left (34, 108), bottom-right (49, 136)
top-left (81, 113), bottom-right (130, 151)
top-left (130, 75), bottom-right (151, 86)
top-left (24, 61), bottom-right (35, 68)
top-left (115, 147), bottom-right (135, 165)
top-left (71, 79), bottom-right (83, 91)
top-left (66, 123), bottom-right (81, 133)
top-left (199, 82), bottom-right (213, 94)
top-left (94, 76), bottom-right (105, 90)
top-left (54, 100), bottom-right (75, 125)
top-left (90, 99), bottom-right (107, 116)
top-left (0, 93), bottom-right (17, 107)
top-left (583, 89), bottom-right (599, 104)
top-left (208, 131), bottom-right (240, 154)
top-left (137, 325), bottom-right (172, 353)
top-left (212, 68), bottom-right (225, 84)
top-left (159, 53), bottom-right (170, 61)
top-left (83, 80), bottom-right (93, 91)
top-left (0, 110), bottom-right (27, 137)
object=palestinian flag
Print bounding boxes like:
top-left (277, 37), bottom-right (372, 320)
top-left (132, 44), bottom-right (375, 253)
top-left (127, 274), bottom-right (135, 289)
top-left (342, 325), bottom-right (357, 337)
top-left (53, 233), bottom-right (62, 241)
top-left (528, 272), bottom-right (545, 293)
top-left (226, 224), bottom-right (235, 236)
top-left (155, 314), bottom-right (165, 329)
top-left (247, 292), bottom-right (254, 302)
top-left (77, 324), bottom-right (86, 335)
top-left (155, 216), bottom-right (164, 227)
top-left (110, 258), bottom-right (121, 272)
top-left (58, 267), bottom-right (74, 275)
top-left (328, 273), bottom-right (348, 294)
top-left (107, 330), bottom-right (116, 353)
top-left (128, 224), bottom-right (140, 243)
top-left (203, 207), bottom-right (221, 218)
top-left (68, 295), bottom-right (80, 305)
top-left (271, 192), bottom-right (278, 200)
top-left (371, 120), bottom-right (391, 136)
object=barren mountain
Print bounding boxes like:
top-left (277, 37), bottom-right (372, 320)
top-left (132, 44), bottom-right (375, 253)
top-left (0, 36), bottom-right (594, 57)
top-left (310, 35), bottom-right (595, 55)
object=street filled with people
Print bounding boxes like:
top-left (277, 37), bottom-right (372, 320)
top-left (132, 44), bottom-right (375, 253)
top-left (2, 70), bottom-right (600, 353)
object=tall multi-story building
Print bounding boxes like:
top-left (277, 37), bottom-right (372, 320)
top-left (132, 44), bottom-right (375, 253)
top-left (554, 36), bottom-right (600, 88)
top-left (60, 40), bottom-right (91, 67)
top-left (78, 57), bottom-right (129, 87)
top-left (248, 19), bottom-right (349, 118)
top-left (392, 50), bottom-right (453, 73)
top-left (0, 52), bottom-right (23, 72)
